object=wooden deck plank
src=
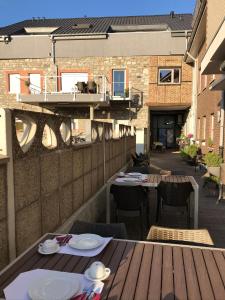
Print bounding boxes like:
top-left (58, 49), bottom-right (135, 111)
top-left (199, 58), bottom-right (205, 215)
top-left (173, 246), bottom-right (187, 300)
top-left (121, 243), bottom-right (144, 300)
top-left (161, 246), bottom-right (174, 300)
top-left (134, 244), bottom-right (153, 300)
top-left (101, 240), bottom-right (127, 300)
top-left (213, 251), bottom-right (225, 287)
top-left (148, 244), bottom-right (162, 300)
top-left (192, 248), bottom-right (215, 300)
top-left (182, 247), bottom-right (201, 300)
top-left (203, 249), bottom-right (225, 300)
top-left (106, 241), bottom-right (136, 300)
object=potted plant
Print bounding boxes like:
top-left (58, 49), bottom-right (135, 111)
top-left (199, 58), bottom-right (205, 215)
top-left (208, 137), bottom-right (214, 152)
top-left (24, 79), bottom-right (30, 87)
top-left (125, 88), bottom-right (130, 98)
top-left (203, 152), bottom-right (223, 177)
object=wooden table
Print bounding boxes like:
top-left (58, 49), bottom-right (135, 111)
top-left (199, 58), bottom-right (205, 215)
top-left (1, 234), bottom-right (225, 300)
top-left (106, 174), bottom-right (199, 228)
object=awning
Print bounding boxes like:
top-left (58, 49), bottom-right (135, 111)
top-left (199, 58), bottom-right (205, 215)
top-left (201, 18), bottom-right (225, 74)
top-left (146, 102), bottom-right (191, 111)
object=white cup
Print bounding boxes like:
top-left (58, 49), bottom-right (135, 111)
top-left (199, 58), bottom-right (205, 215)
top-left (39, 239), bottom-right (58, 252)
top-left (89, 261), bottom-right (110, 279)
top-left (119, 172), bottom-right (125, 177)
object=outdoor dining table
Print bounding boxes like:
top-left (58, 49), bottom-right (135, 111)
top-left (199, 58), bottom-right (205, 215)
top-left (106, 174), bottom-right (199, 228)
top-left (1, 233), bottom-right (225, 300)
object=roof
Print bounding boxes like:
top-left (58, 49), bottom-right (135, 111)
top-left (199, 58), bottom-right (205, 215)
top-left (0, 14), bottom-right (192, 36)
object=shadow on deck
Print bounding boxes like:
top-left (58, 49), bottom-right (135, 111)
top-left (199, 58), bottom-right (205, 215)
top-left (101, 150), bottom-right (225, 247)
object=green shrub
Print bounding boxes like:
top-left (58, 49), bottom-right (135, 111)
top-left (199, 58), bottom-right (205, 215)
top-left (186, 144), bottom-right (198, 158)
top-left (203, 152), bottom-right (223, 167)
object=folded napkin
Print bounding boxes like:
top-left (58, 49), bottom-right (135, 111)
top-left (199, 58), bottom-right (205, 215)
top-left (71, 292), bottom-right (100, 300)
top-left (56, 234), bottom-right (72, 245)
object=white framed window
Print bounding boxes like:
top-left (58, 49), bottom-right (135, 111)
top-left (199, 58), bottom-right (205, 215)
top-left (198, 70), bottom-right (201, 94)
top-left (61, 73), bottom-right (88, 93)
top-left (204, 75), bottom-right (207, 89)
top-left (158, 68), bottom-right (181, 84)
top-left (29, 73), bottom-right (41, 94)
top-left (210, 114), bottom-right (214, 140)
top-left (9, 74), bottom-right (21, 94)
top-left (197, 118), bottom-right (201, 140)
top-left (112, 69), bottom-right (126, 98)
top-left (202, 116), bottom-right (206, 140)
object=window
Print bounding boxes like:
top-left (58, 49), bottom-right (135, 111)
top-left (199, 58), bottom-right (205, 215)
top-left (112, 70), bottom-right (126, 97)
top-left (61, 73), bottom-right (88, 93)
top-left (198, 69), bottom-right (201, 94)
top-left (9, 74), bottom-right (20, 93)
top-left (197, 118), bottom-right (201, 140)
top-left (210, 114), bottom-right (214, 140)
top-left (158, 68), bottom-right (181, 84)
top-left (202, 116), bottom-right (206, 140)
top-left (29, 74), bottom-right (41, 94)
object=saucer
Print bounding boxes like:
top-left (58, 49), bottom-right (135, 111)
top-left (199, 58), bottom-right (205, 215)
top-left (38, 244), bottom-right (60, 255)
top-left (84, 268), bottom-right (111, 282)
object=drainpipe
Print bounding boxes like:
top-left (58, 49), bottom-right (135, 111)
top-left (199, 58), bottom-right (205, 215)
top-left (219, 92), bottom-right (225, 157)
top-left (186, 51), bottom-right (198, 142)
top-left (50, 35), bottom-right (56, 65)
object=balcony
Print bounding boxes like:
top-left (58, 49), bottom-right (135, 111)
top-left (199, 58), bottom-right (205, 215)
top-left (16, 75), bottom-right (143, 110)
top-left (17, 75), bottom-right (111, 108)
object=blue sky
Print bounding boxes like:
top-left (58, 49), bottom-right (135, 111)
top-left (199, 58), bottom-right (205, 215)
top-left (0, 0), bottom-right (196, 27)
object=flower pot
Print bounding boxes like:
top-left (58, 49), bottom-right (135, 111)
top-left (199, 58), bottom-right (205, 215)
top-left (207, 166), bottom-right (220, 177)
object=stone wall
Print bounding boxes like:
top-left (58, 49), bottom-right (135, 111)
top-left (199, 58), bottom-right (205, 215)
top-left (0, 109), bottom-right (135, 267)
top-left (0, 157), bottom-right (9, 270)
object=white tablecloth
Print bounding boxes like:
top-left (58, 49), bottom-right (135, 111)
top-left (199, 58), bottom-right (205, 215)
top-left (4, 269), bottom-right (104, 300)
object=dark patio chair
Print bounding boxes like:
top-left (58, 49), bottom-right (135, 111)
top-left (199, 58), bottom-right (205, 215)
top-left (110, 184), bottom-right (149, 239)
top-left (69, 221), bottom-right (128, 239)
top-left (156, 181), bottom-right (193, 227)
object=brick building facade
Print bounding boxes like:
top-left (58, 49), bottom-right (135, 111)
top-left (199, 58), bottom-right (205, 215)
top-left (0, 14), bottom-right (193, 151)
top-left (186, 0), bottom-right (225, 158)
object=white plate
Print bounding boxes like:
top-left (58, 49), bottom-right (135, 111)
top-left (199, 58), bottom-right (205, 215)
top-left (28, 273), bottom-right (81, 300)
top-left (127, 172), bottom-right (143, 176)
top-left (84, 268), bottom-right (111, 282)
top-left (38, 244), bottom-right (60, 255)
top-left (68, 234), bottom-right (104, 250)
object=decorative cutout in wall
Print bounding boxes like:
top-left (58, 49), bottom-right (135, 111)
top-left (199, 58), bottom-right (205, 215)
top-left (15, 115), bottom-right (37, 153)
top-left (60, 121), bottom-right (71, 145)
top-left (98, 123), bottom-right (103, 141)
top-left (42, 122), bottom-right (57, 149)
top-left (91, 127), bottom-right (98, 142)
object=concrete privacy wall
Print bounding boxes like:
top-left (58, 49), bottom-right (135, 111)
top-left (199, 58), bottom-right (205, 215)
top-left (0, 157), bottom-right (9, 270)
top-left (0, 109), bottom-right (135, 269)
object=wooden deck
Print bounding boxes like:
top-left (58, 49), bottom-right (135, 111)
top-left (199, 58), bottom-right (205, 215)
top-left (1, 234), bottom-right (225, 299)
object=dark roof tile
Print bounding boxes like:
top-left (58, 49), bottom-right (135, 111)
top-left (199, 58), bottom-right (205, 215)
top-left (0, 14), bottom-right (192, 36)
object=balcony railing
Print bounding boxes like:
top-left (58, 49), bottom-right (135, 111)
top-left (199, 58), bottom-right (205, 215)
top-left (16, 75), bottom-right (111, 104)
top-left (15, 74), bottom-right (142, 108)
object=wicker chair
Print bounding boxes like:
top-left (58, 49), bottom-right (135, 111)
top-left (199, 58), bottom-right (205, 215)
top-left (147, 226), bottom-right (214, 246)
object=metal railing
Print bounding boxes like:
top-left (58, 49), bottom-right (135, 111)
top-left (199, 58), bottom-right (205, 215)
top-left (16, 74), bottom-right (111, 102)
